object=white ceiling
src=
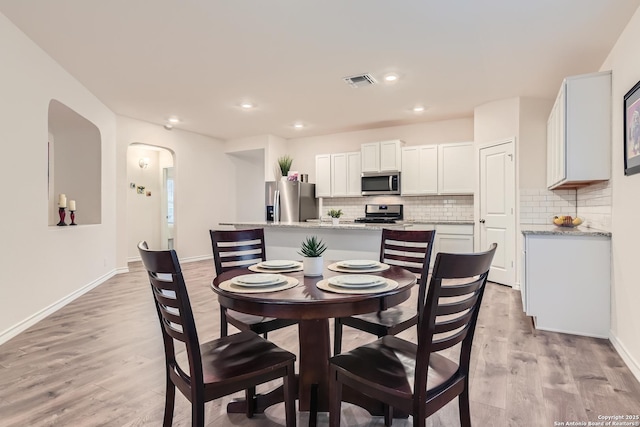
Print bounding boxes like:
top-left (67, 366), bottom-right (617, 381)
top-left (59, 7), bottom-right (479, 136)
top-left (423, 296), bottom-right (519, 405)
top-left (1, 0), bottom-right (638, 141)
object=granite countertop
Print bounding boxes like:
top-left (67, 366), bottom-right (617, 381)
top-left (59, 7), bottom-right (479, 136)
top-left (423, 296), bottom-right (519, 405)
top-left (521, 224), bottom-right (611, 237)
top-left (218, 221), bottom-right (408, 231)
top-left (220, 219), bottom-right (475, 231)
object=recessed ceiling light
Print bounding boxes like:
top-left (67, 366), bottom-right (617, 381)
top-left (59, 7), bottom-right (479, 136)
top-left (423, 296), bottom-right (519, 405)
top-left (413, 105), bottom-right (425, 113)
top-left (240, 102), bottom-right (254, 110)
top-left (163, 124), bottom-right (173, 130)
top-left (293, 122), bottom-right (304, 129)
top-left (168, 117), bottom-right (180, 124)
top-left (384, 73), bottom-right (399, 82)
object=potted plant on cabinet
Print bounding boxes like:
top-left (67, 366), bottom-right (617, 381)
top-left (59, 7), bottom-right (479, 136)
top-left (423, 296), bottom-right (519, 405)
top-left (277, 155), bottom-right (293, 181)
top-left (298, 235), bottom-right (326, 277)
top-left (327, 209), bottom-right (343, 226)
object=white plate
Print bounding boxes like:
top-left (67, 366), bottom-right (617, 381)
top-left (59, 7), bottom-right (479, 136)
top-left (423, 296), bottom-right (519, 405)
top-left (258, 260), bottom-right (299, 269)
top-left (337, 260), bottom-right (379, 269)
top-left (231, 273), bottom-right (286, 287)
top-left (328, 275), bottom-right (386, 289)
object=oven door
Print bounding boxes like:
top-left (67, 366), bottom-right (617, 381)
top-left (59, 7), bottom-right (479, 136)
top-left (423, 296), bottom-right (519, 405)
top-left (361, 172), bottom-right (400, 195)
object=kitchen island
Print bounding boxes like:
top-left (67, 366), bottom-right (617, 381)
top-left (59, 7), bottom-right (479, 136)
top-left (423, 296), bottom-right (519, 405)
top-left (219, 220), bottom-right (475, 261)
top-left (218, 221), bottom-right (406, 260)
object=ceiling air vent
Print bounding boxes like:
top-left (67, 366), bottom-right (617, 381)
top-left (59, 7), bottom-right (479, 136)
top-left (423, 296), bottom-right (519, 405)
top-left (343, 73), bottom-right (377, 88)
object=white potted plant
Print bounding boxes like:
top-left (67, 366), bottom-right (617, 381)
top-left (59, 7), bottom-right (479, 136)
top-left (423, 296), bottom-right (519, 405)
top-left (298, 235), bottom-right (327, 277)
top-left (327, 209), bottom-right (343, 226)
top-left (277, 155), bottom-right (293, 181)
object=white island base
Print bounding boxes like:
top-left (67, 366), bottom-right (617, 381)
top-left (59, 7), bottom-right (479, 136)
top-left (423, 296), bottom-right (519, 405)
top-left (222, 222), bottom-right (388, 261)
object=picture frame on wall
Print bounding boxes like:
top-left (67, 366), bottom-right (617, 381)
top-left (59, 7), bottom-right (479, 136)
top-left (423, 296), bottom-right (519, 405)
top-left (623, 79), bottom-right (640, 176)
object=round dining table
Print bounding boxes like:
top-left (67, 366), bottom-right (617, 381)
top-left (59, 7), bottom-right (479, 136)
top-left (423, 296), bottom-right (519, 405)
top-left (211, 261), bottom-right (417, 421)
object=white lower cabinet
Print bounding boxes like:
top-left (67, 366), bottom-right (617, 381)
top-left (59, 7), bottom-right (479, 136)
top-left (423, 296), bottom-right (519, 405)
top-left (410, 224), bottom-right (474, 269)
top-left (522, 233), bottom-right (610, 338)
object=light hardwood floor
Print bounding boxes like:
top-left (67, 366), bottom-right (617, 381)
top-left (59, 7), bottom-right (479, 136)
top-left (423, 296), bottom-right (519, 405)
top-left (0, 260), bottom-right (638, 426)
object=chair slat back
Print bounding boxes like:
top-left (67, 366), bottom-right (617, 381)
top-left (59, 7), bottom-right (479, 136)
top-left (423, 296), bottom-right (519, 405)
top-left (210, 229), bottom-right (266, 275)
top-left (414, 243), bottom-right (497, 398)
top-left (138, 241), bottom-right (203, 385)
top-left (380, 229), bottom-right (435, 315)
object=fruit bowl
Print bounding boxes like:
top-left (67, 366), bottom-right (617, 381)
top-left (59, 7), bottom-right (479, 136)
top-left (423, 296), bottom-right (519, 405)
top-left (553, 215), bottom-right (582, 227)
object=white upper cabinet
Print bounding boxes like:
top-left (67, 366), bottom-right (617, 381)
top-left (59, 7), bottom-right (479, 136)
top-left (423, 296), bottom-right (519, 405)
top-left (315, 154), bottom-right (331, 197)
top-left (316, 152), bottom-right (361, 198)
top-left (401, 145), bottom-right (438, 195)
top-left (361, 140), bottom-right (403, 173)
top-left (331, 152), bottom-right (361, 197)
top-left (547, 71), bottom-right (611, 189)
top-left (401, 142), bottom-right (474, 196)
top-left (438, 142), bottom-right (474, 194)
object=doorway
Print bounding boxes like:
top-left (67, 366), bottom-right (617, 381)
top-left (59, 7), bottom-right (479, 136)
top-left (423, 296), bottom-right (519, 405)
top-left (126, 144), bottom-right (176, 261)
top-left (478, 139), bottom-right (516, 286)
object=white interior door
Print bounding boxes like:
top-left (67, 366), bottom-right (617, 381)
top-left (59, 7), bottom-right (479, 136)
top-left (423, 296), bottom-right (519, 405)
top-left (479, 140), bottom-right (516, 286)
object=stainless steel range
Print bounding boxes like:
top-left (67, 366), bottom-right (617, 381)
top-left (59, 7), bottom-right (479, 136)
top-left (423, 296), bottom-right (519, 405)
top-left (354, 204), bottom-right (403, 224)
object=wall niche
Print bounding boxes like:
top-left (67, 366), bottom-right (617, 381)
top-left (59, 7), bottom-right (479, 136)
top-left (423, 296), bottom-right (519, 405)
top-left (48, 99), bottom-right (102, 225)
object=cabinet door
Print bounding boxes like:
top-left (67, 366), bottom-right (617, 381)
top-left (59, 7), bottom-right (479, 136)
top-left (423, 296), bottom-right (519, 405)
top-left (402, 145), bottom-right (437, 195)
top-left (380, 140), bottom-right (402, 171)
top-left (315, 154), bottom-right (331, 197)
top-left (438, 142), bottom-right (474, 194)
top-left (331, 153), bottom-right (348, 197)
top-left (346, 152), bottom-right (361, 196)
top-left (433, 224), bottom-right (474, 268)
top-left (361, 142), bottom-right (380, 173)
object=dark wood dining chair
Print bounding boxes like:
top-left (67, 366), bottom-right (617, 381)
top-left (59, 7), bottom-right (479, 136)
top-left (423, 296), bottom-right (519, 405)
top-left (328, 243), bottom-right (497, 427)
top-left (138, 241), bottom-right (297, 427)
top-left (333, 228), bottom-right (436, 355)
top-left (210, 228), bottom-right (297, 338)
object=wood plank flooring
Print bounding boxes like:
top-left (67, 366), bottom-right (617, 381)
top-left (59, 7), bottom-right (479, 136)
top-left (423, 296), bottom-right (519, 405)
top-left (0, 260), bottom-right (638, 426)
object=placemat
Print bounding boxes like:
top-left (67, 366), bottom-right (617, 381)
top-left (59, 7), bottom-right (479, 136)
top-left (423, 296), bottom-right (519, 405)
top-left (316, 278), bottom-right (398, 294)
top-left (327, 262), bottom-right (390, 273)
top-left (219, 276), bottom-right (299, 294)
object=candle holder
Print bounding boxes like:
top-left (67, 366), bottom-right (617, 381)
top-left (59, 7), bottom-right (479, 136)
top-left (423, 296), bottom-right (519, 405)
top-left (70, 210), bottom-right (77, 226)
top-left (57, 207), bottom-right (67, 226)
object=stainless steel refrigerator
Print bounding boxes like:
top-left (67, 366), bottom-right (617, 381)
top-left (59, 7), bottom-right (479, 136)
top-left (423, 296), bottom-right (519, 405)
top-left (265, 181), bottom-right (318, 223)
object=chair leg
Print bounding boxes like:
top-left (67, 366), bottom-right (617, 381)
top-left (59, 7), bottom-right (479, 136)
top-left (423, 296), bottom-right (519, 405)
top-left (283, 363), bottom-right (297, 427)
top-left (245, 386), bottom-right (256, 418)
top-left (329, 366), bottom-right (342, 427)
top-left (192, 399), bottom-right (205, 427)
top-left (333, 318), bottom-right (343, 355)
top-left (263, 332), bottom-right (268, 339)
top-left (383, 404), bottom-right (393, 427)
top-left (220, 306), bottom-right (228, 337)
top-left (459, 382), bottom-right (471, 427)
top-left (163, 375), bottom-right (176, 427)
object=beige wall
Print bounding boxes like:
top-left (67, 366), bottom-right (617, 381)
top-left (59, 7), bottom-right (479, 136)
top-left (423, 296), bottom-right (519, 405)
top-left (600, 6), bottom-right (640, 378)
top-left (116, 116), bottom-right (234, 265)
top-left (519, 98), bottom-right (554, 189)
top-left (0, 12), bottom-right (117, 341)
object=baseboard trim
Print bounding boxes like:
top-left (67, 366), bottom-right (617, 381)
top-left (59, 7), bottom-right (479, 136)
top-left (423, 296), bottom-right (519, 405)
top-left (181, 254), bottom-right (213, 263)
top-left (0, 269), bottom-right (118, 346)
top-left (609, 332), bottom-right (640, 383)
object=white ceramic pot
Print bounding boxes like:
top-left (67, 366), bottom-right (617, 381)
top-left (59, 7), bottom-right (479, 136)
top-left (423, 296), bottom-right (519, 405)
top-left (331, 218), bottom-right (339, 226)
top-left (303, 256), bottom-right (324, 277)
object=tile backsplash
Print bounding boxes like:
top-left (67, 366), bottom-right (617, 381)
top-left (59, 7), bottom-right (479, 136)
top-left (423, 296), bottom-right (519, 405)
top-left (520, 181), bottom-right (611, 231)
top-left (322, 195), bottom-right (474, 222)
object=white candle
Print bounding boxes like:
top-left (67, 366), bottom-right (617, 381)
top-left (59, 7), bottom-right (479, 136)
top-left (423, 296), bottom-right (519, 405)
top-left (58, 194), bottom-right (67, 208)
top-left (69, 200), bottom-right (76, 211)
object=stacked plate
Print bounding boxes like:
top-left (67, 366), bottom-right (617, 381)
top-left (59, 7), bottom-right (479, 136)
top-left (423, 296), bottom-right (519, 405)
top-left (336, 260), bottom-right (380, 270)
top-left (328, 274), bottom-right (387, 289)
top-left (231, 273), bottom-right (288, 287)
top-left (256, 260), bottom-right (301, 270)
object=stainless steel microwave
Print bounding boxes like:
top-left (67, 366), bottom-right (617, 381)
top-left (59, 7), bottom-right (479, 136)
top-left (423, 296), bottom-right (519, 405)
top-left (361, 172), bottom-right (401, 196)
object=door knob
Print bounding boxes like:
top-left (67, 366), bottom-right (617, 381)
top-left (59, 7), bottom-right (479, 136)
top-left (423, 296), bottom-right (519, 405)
top-left (479, 219), bottom-right (486, 223)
